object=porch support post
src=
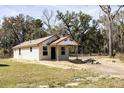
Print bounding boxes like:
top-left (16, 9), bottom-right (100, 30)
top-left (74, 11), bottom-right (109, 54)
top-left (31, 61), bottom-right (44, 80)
top-left (56, 46), bottom-right (59, 61)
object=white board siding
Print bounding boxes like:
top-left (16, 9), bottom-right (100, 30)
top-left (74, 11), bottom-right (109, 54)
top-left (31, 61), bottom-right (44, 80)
top-left (13, 47), bottom-right (39, 61)
top-left (14, 49), bottom-right (19, 58)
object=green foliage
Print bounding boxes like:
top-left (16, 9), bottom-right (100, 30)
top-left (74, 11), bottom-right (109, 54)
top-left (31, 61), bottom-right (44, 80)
top-left (57, 11), bottom-right (92, 40)
top-left (0, 14), bottom-right (48, 56)
top-left (1, 9), bottom-right (124, 56)
top-left (57, 11), bottom-right (105, 54)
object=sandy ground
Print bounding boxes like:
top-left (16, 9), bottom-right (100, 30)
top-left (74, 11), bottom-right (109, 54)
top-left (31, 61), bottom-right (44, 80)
top-left (11, 56), bottom-right (124, 79)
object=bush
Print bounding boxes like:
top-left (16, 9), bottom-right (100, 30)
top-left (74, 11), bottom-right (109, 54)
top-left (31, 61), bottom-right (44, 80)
top-left (112, 50), bottom-right (116, 58)
top-left (0, 48), bottom-right (4, 57)
top-left (48, 81), bottom-right (65, 88)
top-left (0, 48), bottom-right (11, 58)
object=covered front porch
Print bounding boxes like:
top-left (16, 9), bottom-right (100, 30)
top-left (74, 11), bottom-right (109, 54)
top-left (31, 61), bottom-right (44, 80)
top-left (50, 45), bottom-right (70, 61)
top-left (50, 36), bottom-right (78, 61)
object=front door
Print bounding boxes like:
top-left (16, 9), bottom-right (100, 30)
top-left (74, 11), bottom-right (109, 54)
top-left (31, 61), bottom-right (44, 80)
top-left (51, 47), bottom-right (56, 59)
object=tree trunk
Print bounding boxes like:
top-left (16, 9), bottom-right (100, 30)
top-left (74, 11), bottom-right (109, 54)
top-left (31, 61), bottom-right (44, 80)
top-left (80, 33), bottom-right (83, 60)
top-left (120, 29), bottom-right (123, 53)
top-left (108, 18), bottom-right (113, 57)
top-left (12, 27), bottom-right (20, 44)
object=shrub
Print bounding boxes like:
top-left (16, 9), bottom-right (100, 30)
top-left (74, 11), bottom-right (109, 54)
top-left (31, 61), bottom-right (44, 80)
top-left (48, 81), bottom-right (65, 88)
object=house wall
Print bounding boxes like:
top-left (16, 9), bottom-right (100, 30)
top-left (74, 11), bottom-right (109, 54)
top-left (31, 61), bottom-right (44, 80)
top-left (13, 36), bottom-right (71, 61)
top-left (13, 46), bottom-right (39, 61)
top-left (39, 45), bottom-right (69, 60)
top-left (39, 35), bottom-right (59, 60)
top-left (57, 46), bottom-right (69, 60)
top-left (38, 35), bottom-right (69, 60)
top-left (39, 45), bottom-right (51, 60)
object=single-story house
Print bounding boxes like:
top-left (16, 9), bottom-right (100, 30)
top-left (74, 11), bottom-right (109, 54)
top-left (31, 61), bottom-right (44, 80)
top-left (13, 35), bottom-right (78, 61)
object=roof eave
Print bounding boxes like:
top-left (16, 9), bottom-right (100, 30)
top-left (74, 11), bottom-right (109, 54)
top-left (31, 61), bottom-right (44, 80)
top-left (12, 44), bottom-right (38, 49)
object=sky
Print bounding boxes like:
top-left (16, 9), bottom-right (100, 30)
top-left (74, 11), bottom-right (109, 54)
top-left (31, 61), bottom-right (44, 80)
top-left (0, 5), bottom-right (99, 21)
top-left (0, 5), bottom-right (121, 25)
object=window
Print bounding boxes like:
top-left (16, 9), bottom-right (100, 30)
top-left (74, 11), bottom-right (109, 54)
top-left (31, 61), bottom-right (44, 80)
top-left (43, 46), bottom-right (48, 56)
top-left (30, 47), bottom-right (32, 52)
top-left (61, 47), bottom-right (65, 55)
top-left (19, 48), bottom-right (21, 55)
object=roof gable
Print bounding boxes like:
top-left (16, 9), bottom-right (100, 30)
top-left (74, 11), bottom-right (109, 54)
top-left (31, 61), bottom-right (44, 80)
top-left (50, 36), bottom-right (78, 46)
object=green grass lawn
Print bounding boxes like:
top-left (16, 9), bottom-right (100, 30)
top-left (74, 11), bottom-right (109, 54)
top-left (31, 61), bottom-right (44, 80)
top-left (0, 59), bottom-right (124, 88)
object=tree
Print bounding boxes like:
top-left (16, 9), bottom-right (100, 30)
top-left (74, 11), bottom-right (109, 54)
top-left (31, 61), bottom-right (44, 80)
top-left (49, 23), bottom-right (67, 36)
top-left (57, 11), bottom-right (92, 40)
top-left (56, 11), bottom-right (105, 55)
top-left (114, 11), bottom-right (124, 53)
top-left (57, 11), bottom-right (92, 55)
top-left (0, 14), bottom-right (46, 56)
top-left (42, 9), bottom-right (57, 34)
top-left (82, 20), bottom-right (104, 55)
top-left (99, 5), bottom-right (123, 57)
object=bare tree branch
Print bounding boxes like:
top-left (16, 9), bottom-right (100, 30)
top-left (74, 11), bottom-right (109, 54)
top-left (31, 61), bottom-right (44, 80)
top-left (99, 5), bottom-right (109, 14)
top-left (112, 5), bottom-right (123, 20)
top-left (42, 9), bottom-right (57, 31)
top-left (99, 5), bottom-right (124, 57)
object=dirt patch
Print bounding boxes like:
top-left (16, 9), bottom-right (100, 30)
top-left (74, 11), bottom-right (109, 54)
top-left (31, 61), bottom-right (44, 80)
top-left (65, 82), bottom-right (80, 87)
top-left (77, 56), bottom-right (124, 78)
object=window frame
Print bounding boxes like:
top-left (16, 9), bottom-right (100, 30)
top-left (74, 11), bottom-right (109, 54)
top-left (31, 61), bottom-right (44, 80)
top-left (61, 47), bottom-right (65, 55)
top-left (43, 46), bottom-right (48, 56)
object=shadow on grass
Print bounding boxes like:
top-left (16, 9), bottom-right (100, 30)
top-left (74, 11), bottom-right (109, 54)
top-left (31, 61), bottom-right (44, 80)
top-left (0, 64), bottom-right (10, 67)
